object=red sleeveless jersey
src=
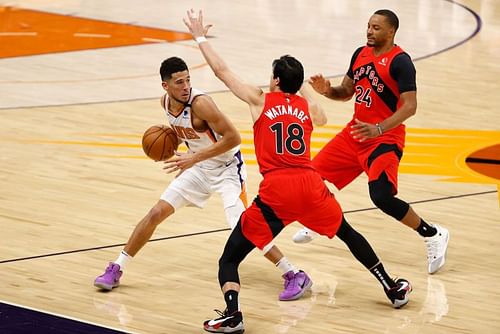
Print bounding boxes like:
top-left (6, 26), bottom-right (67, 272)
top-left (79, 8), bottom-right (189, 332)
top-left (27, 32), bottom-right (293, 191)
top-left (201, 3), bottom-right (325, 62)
top-left (253, 92), bottom-right (313, 174)
top-left (350, 45), bottom-right (406, 146)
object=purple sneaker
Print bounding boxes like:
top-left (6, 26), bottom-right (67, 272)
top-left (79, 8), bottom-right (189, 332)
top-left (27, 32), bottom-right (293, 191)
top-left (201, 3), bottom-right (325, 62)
top-left (94, 263), bottom-right (122, 291)
top-left (279, 270), bottom-right (312, 301)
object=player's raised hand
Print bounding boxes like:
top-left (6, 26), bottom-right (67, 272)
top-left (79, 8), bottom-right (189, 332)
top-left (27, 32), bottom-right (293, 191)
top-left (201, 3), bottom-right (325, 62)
top-left (308, 74), bottom-right (331, 96)
top-left (183, 9), bottom-right (213, 39)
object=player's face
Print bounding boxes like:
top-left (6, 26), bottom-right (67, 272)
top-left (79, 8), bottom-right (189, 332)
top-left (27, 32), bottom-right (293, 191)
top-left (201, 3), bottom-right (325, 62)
top-left (366, 14), bottom-right (394, 47)
top-left (162, 70), bottom-right (191, 103)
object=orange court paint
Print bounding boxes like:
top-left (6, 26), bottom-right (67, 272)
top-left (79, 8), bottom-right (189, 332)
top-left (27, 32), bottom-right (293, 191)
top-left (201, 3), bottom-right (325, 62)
top-left (0, 6), bottom-right (192, 58)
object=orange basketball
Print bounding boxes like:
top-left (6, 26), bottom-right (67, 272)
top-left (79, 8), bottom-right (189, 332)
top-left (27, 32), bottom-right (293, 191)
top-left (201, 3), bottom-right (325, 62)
top-left (142, 125), bottom-right (178, 161)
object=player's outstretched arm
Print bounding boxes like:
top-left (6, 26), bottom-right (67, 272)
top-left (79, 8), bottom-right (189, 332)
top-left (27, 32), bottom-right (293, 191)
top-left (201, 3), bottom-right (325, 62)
top-left (183, 9), bottom-right (263, 108)
top-left (299, 84), bottom-right (327, 126)
top-left (309, 74), bottom-right (354, 101)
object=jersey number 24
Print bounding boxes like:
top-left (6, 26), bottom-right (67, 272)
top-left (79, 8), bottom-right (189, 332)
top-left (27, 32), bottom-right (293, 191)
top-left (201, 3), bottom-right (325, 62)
top-left (355, 86), bottom-right (372, 107)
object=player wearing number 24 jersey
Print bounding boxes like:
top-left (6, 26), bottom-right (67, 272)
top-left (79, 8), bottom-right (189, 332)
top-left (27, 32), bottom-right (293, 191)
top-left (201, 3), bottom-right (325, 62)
top-left (348, 44), bottom-right (410, 149)
top-left (297, 9), bottom-right (449, 276)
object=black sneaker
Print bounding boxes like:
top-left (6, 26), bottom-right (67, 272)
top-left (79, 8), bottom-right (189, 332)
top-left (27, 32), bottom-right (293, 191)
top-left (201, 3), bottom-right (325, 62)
top-left (203, 309), bottom-right (244, 333)
top-left (386, 278), bottom-right (412, 309)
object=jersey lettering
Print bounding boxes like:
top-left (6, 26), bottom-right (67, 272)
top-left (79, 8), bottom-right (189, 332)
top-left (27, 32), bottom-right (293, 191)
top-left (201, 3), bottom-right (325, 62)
top-left (353, 63), bottom-right (385, 93)
top-left (263, 104), bottom-right (309, 124)
top-left (172, 125), bottom-right (200, 139)
top-left (172, 124), bottom-right (200, 139)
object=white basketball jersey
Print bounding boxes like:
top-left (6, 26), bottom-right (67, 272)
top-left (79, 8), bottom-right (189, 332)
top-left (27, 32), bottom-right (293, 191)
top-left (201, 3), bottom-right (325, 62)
top-left (163, 88), bottom-right (240, 169)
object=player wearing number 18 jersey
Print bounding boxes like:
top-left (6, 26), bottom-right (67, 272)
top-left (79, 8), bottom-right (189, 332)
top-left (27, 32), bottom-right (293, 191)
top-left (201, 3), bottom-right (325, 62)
top-left (241, 91), bottom-right (343, 250)
top-left (184, 9), bottom-right (412, 333)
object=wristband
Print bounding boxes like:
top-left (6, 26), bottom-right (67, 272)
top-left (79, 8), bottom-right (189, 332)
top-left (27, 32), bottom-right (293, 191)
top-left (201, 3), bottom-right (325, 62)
top-left (375, 123), bottom-right (384, 135)
top-left (195, 36), bottom-right (207, 44)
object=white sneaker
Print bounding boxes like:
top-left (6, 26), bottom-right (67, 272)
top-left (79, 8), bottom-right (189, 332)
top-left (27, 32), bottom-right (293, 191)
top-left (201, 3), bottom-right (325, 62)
top-left (424, 224), bottom-right (449, 274)
top-left (292, 227), bottom-right (319, 244)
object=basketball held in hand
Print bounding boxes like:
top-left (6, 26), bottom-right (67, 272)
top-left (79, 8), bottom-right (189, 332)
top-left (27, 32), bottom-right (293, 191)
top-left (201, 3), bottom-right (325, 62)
top-left (142, 125), bottom-right (178, 161)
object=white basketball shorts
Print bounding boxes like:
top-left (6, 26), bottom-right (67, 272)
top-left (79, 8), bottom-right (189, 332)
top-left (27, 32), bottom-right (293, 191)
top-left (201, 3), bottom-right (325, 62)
top-left (160, 155), bottom-right (247, 228)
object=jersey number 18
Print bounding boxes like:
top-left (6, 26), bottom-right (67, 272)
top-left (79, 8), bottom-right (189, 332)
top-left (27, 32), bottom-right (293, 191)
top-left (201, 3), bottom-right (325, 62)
top-left (270, 122), bottom-right (306, 155)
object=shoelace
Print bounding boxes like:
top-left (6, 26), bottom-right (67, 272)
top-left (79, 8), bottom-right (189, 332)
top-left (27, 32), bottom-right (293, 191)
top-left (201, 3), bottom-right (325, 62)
top-left (106, 264), bottom-right (118, 273)
top-left (425, 238), bottom-right (440, 259)
top-left (213, 309), bottom-right (229, 318)
top-left (387, 277), bottom-right (399, 294)
top-left (284, 273), bottom-right (297, 289)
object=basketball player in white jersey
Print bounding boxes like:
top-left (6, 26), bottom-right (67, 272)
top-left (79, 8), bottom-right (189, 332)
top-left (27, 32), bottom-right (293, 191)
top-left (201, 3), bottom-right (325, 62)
top-left (94, 57), bottom-right (311, 301)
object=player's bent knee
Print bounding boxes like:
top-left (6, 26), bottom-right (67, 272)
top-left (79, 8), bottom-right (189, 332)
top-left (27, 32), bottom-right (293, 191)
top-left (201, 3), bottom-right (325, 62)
top-left (145, 208), bottom-right (164, 226)
top-left (369, 189), bottom-right (390, 209)
top-left (369, 189), bottom-right (409, 221)
top-left (218, 258), bottom-right (240, 286)
top-left (147, 203), bottom-right (174, 225)
top-left (368, 171), bottom-right (410, 221)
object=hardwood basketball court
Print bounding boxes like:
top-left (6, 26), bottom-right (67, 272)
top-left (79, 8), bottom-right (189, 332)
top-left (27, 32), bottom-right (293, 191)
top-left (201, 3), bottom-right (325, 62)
top-left (0, 0), bottom-right (499, 333)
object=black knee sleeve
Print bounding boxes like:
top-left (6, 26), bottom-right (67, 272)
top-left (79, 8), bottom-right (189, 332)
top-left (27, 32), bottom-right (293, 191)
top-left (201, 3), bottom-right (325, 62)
top-left (218, 221), bottom-right (255, 288)
top-left (218, 261), bottom-right (240, 287)
top-left (369, 172), bottom-right (409, 221)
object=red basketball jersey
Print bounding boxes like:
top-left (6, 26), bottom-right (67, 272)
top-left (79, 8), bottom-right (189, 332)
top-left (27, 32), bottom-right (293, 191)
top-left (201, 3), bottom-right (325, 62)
top-left (350, 45), bottom-right (406, 146)
top-left (253, 92), bottom-right (313, 174)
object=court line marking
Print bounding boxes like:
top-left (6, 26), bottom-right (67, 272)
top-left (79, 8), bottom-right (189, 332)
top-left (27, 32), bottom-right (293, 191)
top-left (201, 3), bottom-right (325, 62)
top-left (0, 299), bottom-right (133, 333)
top-left (0, 190), bottom-right (495, 265)
top-left (0, 0), bottom-right (482, 110)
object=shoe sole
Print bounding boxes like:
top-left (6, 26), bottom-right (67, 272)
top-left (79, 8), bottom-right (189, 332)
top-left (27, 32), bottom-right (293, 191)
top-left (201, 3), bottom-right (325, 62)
top-left (204, 329), bottom-right (244, 334)
top-left (204, 324), bottom-right (244, 333)
top-left (429, 231), bottom-right (450, 274)
top-left (393, 298), bottom-right (409, 309)
top-left (279, 279), bottom-right (313, 301)
top-left (94, 282), bottom-right (119, 291)
top-left (392, 287), bottom-right (413, 309)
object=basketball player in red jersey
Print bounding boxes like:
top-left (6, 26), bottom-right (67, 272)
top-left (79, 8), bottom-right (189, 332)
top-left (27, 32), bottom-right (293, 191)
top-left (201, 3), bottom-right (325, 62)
top-left (293, 9), bottom-right (450, 275)
top-left (184, 9), bottom-right (412, 333)
top-left (94, 56), bottom-right (309, 301)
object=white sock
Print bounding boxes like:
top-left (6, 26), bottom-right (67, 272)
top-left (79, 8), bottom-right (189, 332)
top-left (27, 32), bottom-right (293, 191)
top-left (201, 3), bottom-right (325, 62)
top-left (114, 250), bottom-right (132, 270)
top-left (276, 256), bottom-right (299, 275)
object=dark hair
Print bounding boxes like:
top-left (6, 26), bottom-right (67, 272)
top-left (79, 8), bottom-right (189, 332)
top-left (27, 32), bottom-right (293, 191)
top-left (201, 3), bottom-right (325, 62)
top-left (160, 57), bottom-right (188, 81)
top-left (374, 9), bottom-right (399, 31)
top-left (272, 55), bottom-right (304, 94)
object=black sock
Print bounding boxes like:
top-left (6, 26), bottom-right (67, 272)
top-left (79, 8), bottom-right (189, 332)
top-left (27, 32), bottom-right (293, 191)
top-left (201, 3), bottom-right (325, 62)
top-left (224, 290), bottom-right (239, 314)
top-left (416, 219), bottom-right (437, 237)
top-left (370, 263), bottom-right (396, 291)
